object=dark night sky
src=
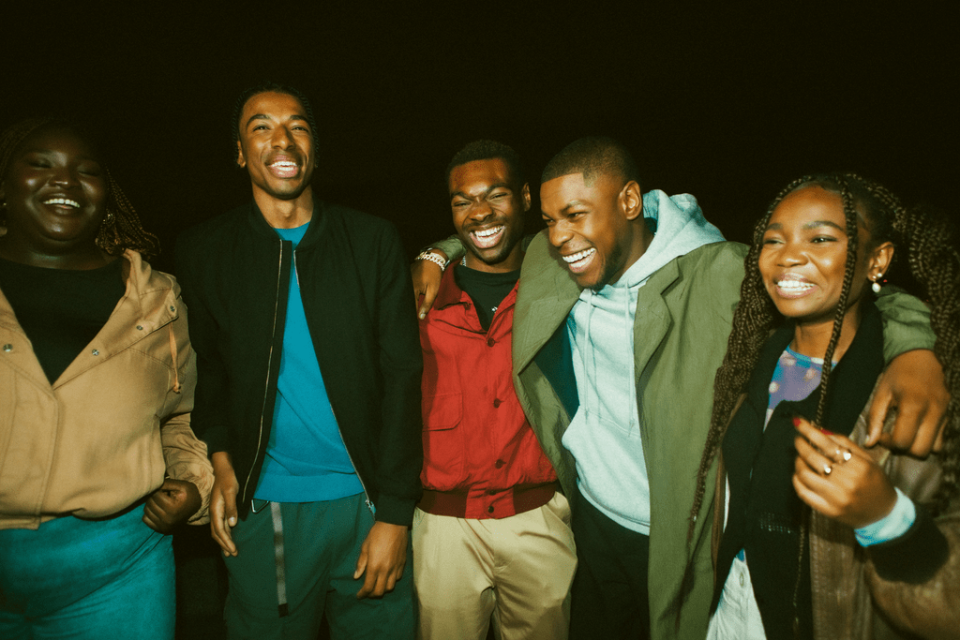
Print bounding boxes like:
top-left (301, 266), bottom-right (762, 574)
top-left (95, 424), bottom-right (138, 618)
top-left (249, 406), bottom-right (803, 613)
top-left (4, 3), bottom-right (956, 273)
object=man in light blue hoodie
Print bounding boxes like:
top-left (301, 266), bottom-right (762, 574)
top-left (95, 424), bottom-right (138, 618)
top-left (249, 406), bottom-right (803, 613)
top-left (413, 137), bottom-right (946, 640)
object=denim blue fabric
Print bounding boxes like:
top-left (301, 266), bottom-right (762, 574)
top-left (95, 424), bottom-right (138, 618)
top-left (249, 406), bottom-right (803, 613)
top-left (0, 503), bottom-right (175, 640)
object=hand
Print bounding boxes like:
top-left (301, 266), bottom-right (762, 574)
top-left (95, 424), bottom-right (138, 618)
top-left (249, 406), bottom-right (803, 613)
top-left (354, 521), bottom-right (408, 598)
top-left (866, 349), bottom-right (949, 456)
top-left (210, 451), bottom-right (240, 556)
top-left (143, 478), bottom-right (202, 533)
top-left (412, 251), bottom-right (447, 319)
top-left (793, 417), bottom-right (897, 529)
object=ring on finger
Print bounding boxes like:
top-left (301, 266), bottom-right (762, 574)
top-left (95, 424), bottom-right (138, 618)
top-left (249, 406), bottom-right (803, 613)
top-left (823, 462), bottom-right (833, 476)
top-left (839, 448), bottom-right (852, 462)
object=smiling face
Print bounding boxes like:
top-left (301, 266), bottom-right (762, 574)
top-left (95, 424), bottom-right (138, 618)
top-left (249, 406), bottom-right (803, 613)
top-left (236, 91), bottom-right (315, 204)
top-left (449, 158), bottom-right (530, 273)
top-left (759, 185), bottom-right (891, 329)
top-left (0, 125), bottom-right (107, 264)
top-left (540, 171), bottom-right (645, 290)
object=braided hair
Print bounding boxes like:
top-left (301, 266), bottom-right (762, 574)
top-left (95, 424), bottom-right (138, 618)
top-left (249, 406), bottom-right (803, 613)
top-left (0, 118), bottom-right (160, 258)
top-left (674, 173), bottom-right (960, 618)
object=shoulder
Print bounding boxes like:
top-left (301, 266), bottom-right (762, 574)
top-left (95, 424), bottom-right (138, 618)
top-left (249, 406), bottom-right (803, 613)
top-left (674, 241), bottom-right (747, 287)
top-left (124, 250), bottom-right (180, 296)
top-left (320, 202), bottom-right (399, 239)
top-left (176, 204), bottom-right (251, 260)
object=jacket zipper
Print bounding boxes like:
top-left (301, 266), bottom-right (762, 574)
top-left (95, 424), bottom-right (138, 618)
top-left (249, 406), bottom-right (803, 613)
top-left (293, 248), bottom-right (376, 517)
top-left (241, 241), bottom-right (285, 505)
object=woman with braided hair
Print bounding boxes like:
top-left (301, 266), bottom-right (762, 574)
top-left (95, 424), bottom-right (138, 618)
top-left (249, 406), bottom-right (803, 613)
top-left (0, 118), bottom-right (213, 639)
top-left (695, 173), bottom-right (960, 639)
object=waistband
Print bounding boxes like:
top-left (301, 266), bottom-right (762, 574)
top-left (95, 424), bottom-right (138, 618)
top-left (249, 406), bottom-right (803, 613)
top-left (418, 482), bottom-right (559, 518)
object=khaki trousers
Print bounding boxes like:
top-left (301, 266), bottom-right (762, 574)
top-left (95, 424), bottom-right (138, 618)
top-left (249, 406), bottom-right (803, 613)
top-left (412, 492), bottom-right (577, 640)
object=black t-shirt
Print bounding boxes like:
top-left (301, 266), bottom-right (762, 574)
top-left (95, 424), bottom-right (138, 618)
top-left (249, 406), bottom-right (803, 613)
top-left (0, 258), bottom-right (125, 383)
top-left (453, 264), bottom-right (520, 331)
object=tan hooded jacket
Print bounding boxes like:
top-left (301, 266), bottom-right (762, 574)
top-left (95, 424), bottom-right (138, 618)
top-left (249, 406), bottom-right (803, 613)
top-left (0, 250), bottom-right (212, 530)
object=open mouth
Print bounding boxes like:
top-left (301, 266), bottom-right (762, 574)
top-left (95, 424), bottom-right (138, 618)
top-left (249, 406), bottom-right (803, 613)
top-left (470, 225), bottom-right (505, 249)
top-left (268, 160), bottom-right (299, 178)
top-left (775, 279), bottom-right (815, 298)
top-left (562, 248), bottom-right (596, 273)
top-left (43, 197), bottom-right (81, 209)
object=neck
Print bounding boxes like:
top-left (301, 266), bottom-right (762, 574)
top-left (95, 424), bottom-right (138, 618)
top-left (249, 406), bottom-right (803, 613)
top-left (254, 188), bottom-right (314, 229)
top-left (791, 304), bottom-right (862, 361)
top-left (610, 220), bottom-right (655, 285)
top-left (0, 236), bottom-right (113, 270)
top-left (464, 248), bottom-right (524, 274)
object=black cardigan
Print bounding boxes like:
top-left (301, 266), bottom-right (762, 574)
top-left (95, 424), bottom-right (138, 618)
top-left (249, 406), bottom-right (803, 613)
top-left (175, 200), bottom-right (423, 525)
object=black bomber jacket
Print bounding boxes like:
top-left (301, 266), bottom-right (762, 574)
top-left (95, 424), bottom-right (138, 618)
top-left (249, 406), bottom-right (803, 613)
top-left (175, 200), bottom-right (423, 525)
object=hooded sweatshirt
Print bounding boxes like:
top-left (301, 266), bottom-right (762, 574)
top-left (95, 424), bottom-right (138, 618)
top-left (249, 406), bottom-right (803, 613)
top-left (562, 189), bottom-right (725, 534)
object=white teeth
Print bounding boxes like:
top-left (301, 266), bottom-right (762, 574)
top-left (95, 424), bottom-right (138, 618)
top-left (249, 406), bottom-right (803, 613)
top-left (777, 280), bottom-right (814, 291)
top-left (474, 226), bottom-right (503, 238)
top-left (563, 248), bottom-right (596, 264)
top-left (271, 161), bottom-right (297, 167)
top-left (44, 197), bottom-right (80, 208)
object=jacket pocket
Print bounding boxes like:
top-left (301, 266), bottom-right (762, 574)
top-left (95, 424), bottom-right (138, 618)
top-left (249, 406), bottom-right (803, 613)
top-left (420, 392), bottom-right (465, 490)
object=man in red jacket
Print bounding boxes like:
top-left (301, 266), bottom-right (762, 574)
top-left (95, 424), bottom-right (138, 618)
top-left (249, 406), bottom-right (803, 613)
top-left (414, 140), bottom-right (577, 640)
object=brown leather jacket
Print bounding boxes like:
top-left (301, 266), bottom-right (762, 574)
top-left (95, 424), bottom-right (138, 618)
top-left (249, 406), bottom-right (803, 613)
top-left (713, 386), bottom-right (960, 639)
top-left (0, 250), bottom-right (213, 530)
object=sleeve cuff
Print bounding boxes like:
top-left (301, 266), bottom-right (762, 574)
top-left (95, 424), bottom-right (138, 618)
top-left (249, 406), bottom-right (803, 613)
top-left (868, 504), bottom-right (949, 583)
top-left (856, 487), bottom-right (915, 547)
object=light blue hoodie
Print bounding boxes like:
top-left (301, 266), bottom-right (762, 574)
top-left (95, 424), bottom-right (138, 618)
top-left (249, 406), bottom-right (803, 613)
top-left (562, 190), bottom-right (725, 534)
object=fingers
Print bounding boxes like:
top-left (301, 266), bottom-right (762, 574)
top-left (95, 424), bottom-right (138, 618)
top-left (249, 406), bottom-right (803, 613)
top-left (143, 495), bottom-right (171, 534)
top-left (870, 349), bottom-right (949, 455)
top-left (865, 380), bottom-right (893, 447)
top-left (210, 487), bottom-right (238, 556)
top-left (411, 259), bottom-right (443, 320)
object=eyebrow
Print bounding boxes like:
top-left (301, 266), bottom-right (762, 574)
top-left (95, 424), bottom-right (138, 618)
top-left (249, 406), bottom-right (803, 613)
top-left (450, 181), bottom-right (512, 200)
top-left (558, 200), bottom-right (588, 214)
top-left (21, 147), bottom-right (100, 163)
top-left (766, 220), bottom-right (846, 232)
top-left (244, 113), bottom-right (309, 129)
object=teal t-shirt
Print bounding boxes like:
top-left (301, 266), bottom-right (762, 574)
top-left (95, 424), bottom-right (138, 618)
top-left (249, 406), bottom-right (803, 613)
top-left (253, 223), bottom-right (364, 502)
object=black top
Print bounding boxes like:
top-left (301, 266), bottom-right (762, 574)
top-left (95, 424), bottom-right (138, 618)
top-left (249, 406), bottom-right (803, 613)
top-left (454, 264), bottom-right (520, 330)
top-left (0, 258), bottom-right (124, 383)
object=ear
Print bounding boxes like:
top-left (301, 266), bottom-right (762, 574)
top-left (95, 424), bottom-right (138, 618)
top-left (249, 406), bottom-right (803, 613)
top-left (236, 139), bottom-right (246, 168)
top-left (521, 183), bottom-right (531, 212)
top-left (620, 180), bottom-right (643, 221)
top-left (867, 241), bottom-right (895, 281)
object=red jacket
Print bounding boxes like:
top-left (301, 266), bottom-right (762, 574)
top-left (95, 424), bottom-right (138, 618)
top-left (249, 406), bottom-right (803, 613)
top-left (419, 267), bottom-right (557, 519)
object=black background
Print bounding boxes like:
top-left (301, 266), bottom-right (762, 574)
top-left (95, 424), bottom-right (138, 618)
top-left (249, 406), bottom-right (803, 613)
top-left (4, 2), bottom-right (956, 275)
top-left (3, 3), bottom-right (956, 636)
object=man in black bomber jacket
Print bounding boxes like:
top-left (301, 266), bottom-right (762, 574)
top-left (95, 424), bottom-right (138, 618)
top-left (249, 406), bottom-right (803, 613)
top-left (175, 83), bottom-right (422, 639)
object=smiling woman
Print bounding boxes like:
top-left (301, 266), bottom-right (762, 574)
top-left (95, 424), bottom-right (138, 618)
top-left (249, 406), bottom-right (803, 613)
top-left (0, 118), bottom-right (212, 640)
top-left (690, 173), bottom-right (960, 640)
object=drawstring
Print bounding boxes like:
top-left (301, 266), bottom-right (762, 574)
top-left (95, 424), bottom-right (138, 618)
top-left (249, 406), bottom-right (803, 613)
top-left (167, 325), bottom-right (182, 394)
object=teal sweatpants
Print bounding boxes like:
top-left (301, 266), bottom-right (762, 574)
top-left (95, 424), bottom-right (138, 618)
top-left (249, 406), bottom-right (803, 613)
top-left (223, 493), bottom-right (415, 640)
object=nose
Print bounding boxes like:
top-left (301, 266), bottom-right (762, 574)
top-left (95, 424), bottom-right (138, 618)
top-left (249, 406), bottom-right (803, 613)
top-left (548, 220), bottom-right (572, 248)
top-left (49, 165), bottom-right (80, 189)
top-left (271, 125), bottom-right (294, 148)
top-left (468, 200), bottom-right (493, 222)
top-left (777, 240), bottom-right (804, 266)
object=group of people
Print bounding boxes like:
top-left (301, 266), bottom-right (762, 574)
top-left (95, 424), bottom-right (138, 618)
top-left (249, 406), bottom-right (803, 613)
top-left (0, 81), bottom-right (956, 640)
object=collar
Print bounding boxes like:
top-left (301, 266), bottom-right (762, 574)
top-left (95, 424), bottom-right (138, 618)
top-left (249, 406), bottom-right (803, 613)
top-left (245, 199), bottom-right (329, 250)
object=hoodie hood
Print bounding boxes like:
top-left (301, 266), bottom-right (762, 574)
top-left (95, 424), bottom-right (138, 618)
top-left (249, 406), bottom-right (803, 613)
top-left (617, 189), bottom-right (726, 290)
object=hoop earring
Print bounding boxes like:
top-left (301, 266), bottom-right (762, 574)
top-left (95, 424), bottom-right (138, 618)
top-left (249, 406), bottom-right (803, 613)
top-left (871, 274), bottom-right (883, 294)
